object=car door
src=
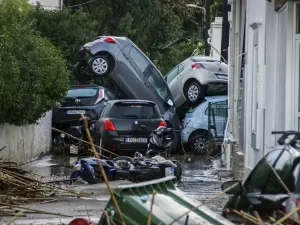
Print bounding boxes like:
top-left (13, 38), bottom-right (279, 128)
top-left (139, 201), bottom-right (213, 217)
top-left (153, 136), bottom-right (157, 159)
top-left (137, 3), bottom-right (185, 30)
top-left (166, 66), bottom-right (179, 101)
top-left (122, 45), bottom-right (173, 114)
top-left (167, 64), bottom-right (185, 106)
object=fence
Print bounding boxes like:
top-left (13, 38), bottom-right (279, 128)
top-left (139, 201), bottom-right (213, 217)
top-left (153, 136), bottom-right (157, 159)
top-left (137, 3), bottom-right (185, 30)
top-left (207, 100), bottom-right (228, 141)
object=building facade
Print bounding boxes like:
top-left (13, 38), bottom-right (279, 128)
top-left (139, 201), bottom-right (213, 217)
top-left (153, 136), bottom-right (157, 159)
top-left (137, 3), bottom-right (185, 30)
top-left (226, 0), bottom-right (300, 179)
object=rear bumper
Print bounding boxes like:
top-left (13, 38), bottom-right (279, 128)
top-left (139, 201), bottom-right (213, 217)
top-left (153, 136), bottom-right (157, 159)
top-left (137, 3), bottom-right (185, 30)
top-left (101, 131), bottom-right (149, 153)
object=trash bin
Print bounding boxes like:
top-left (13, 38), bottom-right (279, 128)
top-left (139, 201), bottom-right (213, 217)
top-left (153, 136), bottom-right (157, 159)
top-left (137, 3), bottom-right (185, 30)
top-left (98, 177), bottom-right (234, 225)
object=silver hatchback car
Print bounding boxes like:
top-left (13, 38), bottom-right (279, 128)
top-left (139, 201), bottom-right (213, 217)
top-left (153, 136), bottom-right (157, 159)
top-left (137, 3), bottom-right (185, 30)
top-left (165, 56), bottom-right (228, 108)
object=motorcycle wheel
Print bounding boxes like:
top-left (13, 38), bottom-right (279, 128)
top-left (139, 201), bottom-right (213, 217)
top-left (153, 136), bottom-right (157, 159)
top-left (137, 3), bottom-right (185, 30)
top-left (80, 171), bottom-right (96, 184)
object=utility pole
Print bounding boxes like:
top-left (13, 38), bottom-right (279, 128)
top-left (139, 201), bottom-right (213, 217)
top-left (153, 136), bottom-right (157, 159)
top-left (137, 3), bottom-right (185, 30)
top-left (221, 0), bottom-right (230, 62)
top-left (204, 0), bottom-right (211, 56)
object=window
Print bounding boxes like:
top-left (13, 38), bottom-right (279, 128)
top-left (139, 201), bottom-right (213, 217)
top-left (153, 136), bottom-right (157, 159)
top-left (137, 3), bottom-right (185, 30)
top-left (296, 4), bottom-right (300, 34)
top-left (145, 65), bottom-right (170, 101)
top-left (110, 104), bottom-right (160, 119)
top-left (166, 66), bottom-right (179, 84)
top-left (204, 101), bottom-right (228, 117)
top-left (178, 64), bottom-right (184, 74)
top-left (243, 149), bottom-right (294, 194)
top-left (166, 64), bottom-right (184, 84)
top-left (129, 47), bottom-right (149, 72)
top-left (66, 88), bottom-right (97, 98)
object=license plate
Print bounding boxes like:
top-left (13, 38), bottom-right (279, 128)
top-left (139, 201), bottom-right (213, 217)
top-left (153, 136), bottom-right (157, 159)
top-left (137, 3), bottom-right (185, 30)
top-left (66, 110), bottom-right (86, 115)
top-left (124, 138), bottom-right (148, 143)
top-left (70, 145), bottom-right (79, 154)
top-left (216, 74), bottom-right (228, 80)
top-left (165, 167), bottom-right (175, 177)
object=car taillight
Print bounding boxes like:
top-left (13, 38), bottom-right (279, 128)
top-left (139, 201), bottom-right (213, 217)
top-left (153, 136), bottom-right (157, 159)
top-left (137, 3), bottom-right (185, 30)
top-left (76, 85), bottom-right (86, 88)
top-left (104, 119), bottom-right (116, 131)
top-left (103, 37), bottom-right (116, 44)
top-left (158, 120), bottom-right (167, 128)
top-left (191, 63), bottom-right (205, 69)
top-left (94, 89), bottom-right (105, 105)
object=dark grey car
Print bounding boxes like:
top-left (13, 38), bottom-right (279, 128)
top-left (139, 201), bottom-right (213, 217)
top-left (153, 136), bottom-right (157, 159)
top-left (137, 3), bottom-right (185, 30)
top-left (75, 36), bottom-right (181, 151)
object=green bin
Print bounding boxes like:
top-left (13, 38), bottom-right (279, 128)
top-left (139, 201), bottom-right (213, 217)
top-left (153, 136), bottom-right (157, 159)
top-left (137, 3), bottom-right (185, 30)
top-left (98, 177), bottom-right (234, 225)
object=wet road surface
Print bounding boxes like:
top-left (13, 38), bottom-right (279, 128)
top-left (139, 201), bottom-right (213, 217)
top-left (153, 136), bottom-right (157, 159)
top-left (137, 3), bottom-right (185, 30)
top-left (7, 154), bottom-right (231, 224)
top-left (22, 154), bottom-right (230, 212)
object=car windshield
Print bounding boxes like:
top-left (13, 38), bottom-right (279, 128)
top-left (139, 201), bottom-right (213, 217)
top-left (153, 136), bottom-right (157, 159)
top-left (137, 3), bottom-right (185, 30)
top-left (66, 88), bottom-right (98, 98)
top-left (110, 104), bottom-right (161, 119)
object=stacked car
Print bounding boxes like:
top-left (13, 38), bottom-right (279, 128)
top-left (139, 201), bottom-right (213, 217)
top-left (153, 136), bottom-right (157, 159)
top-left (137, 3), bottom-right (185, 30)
top-left (52, 35), bottom-right (229, 156)
top-left (165, 56), bottom-right (229, 154)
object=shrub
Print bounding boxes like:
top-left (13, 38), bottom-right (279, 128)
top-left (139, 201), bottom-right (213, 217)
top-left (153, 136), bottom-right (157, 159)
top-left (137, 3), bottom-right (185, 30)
top-left (0, 0), bottom-right (69, 125)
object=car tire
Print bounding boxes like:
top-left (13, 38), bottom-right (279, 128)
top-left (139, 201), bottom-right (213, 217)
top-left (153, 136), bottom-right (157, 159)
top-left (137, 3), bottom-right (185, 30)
top-left (88, 53), bottom-right (112, 77)
top-left (73, 62), bottom-right (93, 84)
top-left (184, 81), bottom-right (204, 104)
top-left (189, 133), bottom-right (210, 155)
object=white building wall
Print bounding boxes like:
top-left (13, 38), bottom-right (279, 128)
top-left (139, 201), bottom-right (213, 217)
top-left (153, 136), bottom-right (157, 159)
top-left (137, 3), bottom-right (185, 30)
top-left (228, 0), bottom-right (298, 179)
top-left (243, 0), bottom-right (267, 176)
top-left (0, 112), bottom-right (52, 163)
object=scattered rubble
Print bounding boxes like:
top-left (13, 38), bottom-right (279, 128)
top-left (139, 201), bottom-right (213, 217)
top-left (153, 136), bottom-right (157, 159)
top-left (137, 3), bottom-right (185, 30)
top-left (0, 159), bottom-right (89, 218)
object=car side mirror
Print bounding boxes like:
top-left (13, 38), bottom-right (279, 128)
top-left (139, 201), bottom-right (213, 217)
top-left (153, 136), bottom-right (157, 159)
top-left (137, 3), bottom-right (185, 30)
top-left (221, 180), bottom-right (243, 195)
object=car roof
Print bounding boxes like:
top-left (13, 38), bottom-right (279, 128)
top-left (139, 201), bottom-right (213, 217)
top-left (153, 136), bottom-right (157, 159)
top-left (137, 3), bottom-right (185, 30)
top-left (190, 55), bottom-right (221, 62)
top-left (107, 99), bottom-right (157, 105)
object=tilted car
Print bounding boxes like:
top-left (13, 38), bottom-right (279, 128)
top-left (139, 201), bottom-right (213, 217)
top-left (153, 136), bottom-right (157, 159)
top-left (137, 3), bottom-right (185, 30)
top-left (165, 56), bottom-right (228, 108)
top-left (181, 96), bottom-right (228, 154)
top-left (52, 85), bottom-right (117, 143)
top-left (92, 99), bottom-right (167, 154)
top-left (75, 36), bottom-right (181, 151)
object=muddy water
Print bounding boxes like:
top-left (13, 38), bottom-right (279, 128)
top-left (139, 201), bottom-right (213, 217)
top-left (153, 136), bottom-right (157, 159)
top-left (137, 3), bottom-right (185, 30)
top-left (22, 154), bottom-right (229, 213)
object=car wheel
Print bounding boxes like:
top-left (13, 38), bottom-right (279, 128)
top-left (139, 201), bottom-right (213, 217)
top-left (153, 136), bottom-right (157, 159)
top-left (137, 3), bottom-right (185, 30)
top-left (189, 134), bottom-right (209, 155)
top-left (184, 81), bottom-right (203, 104)
top-left (88, 53), bottom-right (111, 77)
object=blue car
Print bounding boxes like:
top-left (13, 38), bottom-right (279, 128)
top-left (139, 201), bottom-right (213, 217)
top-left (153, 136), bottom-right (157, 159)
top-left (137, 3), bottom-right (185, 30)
top-left (181, 96), bottom-right (228, 155)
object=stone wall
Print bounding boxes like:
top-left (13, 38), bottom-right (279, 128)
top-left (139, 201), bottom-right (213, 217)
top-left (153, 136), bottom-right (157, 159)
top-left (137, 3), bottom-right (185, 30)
top-left (0, 111), bottom-right (52, 163)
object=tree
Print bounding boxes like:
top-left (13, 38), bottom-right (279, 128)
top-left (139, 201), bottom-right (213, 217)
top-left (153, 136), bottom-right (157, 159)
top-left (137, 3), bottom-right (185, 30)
top-left (0, 0), bottom-right (69, 125)
top-left (29, 5), bottom-right (98, 67)
top-left (210, 0), bottom-right (224, 21)
top-left (66, 0), bottom-right (203, 74)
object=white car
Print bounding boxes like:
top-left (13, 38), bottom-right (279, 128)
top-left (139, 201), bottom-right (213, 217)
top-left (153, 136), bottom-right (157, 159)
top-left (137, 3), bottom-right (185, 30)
top-left (165, 56), bottom-right (228, 108)
top-left (181, 96), bottom-right (228, 154)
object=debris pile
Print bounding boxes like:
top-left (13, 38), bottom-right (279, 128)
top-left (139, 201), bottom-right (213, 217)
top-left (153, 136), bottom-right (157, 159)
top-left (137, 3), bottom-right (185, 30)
top-left (0, 160), bottom-right (88, 217)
